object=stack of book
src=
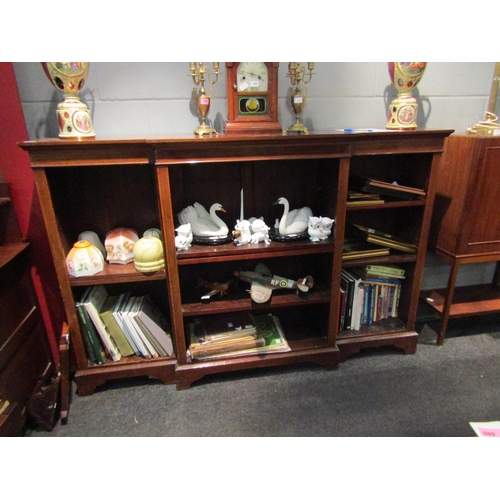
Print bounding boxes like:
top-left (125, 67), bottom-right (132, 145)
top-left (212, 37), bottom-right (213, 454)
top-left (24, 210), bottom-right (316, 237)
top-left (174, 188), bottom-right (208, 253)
top-left (342, 238), bottom-right (390, 260)
top-left (187, 312), bottom-right (290, 361)
top-left (340, 266), bottom-right (403, 331)
top-left (75, 285), bottom-right (174, 364)
top-left (349, 175), bottom-right (426, 200)
top-left (347, 190), bottom-right (385, 206)
top-left (352, 224), bottom-right (417, 253)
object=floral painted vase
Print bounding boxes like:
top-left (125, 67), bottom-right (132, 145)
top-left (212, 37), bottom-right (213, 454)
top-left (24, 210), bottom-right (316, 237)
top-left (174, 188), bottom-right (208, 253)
top-left (41, 62), bottom-right (95, 139)
top-left (386, 62), bottom-right (427, 130)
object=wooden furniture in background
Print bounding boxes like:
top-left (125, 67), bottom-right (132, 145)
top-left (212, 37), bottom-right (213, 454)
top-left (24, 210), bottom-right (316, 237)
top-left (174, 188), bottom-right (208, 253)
top-left (423, 134), bottom-right (500, 344)
top-left (0, 183), bottom-right (57, 436)
top-left (20, 130), bottom-right (451, 393)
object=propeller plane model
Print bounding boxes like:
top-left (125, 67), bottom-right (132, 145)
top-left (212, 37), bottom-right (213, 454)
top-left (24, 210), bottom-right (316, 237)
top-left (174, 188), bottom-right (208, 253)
top-left (234, 263), bottom-right (314, 304)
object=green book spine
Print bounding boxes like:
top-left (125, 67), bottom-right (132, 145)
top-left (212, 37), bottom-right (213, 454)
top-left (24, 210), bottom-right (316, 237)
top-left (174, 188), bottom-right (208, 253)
top-left (76, 303), bottom-right (106, 364)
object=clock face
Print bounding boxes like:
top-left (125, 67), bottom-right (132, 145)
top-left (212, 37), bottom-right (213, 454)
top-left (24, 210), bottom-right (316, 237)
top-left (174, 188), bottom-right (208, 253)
top-left (236, 62), bottom-right (268, 92)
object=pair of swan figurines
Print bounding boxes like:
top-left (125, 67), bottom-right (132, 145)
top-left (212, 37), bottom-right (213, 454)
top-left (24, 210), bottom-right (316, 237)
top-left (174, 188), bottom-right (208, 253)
top-left (176, 197), bottom-right (324, 247)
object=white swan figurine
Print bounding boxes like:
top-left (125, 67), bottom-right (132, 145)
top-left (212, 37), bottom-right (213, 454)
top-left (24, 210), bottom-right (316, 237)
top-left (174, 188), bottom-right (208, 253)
top-left (178, 202), bottom-right (229, 236)
top-left (275, 197), bottom-right (313, 235)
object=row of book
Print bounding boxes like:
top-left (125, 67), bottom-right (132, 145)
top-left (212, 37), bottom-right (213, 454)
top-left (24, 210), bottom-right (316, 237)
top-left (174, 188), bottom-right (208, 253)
top-left (76, 285), bottom-right (174, 365)
top-left (340, 265), bottom-right (405, 331)
top-left (187, 311), bottom-right (290, 361)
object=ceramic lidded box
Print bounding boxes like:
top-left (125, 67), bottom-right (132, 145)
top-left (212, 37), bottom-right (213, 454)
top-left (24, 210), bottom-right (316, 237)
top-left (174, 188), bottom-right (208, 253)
top-left (66, 240), bottom-right (104, 277)
top-left (105, 228), bottom-right (138, 265)
top-left (133, 236), bottom-right (165, 273)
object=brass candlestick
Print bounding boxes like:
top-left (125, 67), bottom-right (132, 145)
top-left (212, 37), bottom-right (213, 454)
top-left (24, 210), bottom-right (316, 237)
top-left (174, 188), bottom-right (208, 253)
top-left (189, 62), bottom-right (220, 137)
top-left (467, 62), bottom-right (500, 136)
top-left (285, 62), bottom-right (314, 135)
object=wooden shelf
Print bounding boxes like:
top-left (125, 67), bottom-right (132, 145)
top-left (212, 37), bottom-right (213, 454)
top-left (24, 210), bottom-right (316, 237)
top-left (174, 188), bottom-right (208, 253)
top-left (177, 239), bottom-right (335, 264)
top-left (0, 242), bottom-right (29, 268)
top-left (421, 285), bottom-right (500, 318)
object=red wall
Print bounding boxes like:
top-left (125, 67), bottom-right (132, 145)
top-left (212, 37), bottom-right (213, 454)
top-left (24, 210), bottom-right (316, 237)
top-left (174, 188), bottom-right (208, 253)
top-left (0, 62), bottom-right (64, 361)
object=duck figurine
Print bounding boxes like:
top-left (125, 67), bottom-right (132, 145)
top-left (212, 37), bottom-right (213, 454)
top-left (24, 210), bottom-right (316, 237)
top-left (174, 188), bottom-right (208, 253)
top-left (274, 197), bottom-right (313, 235)
top-left (178, 202), bottom-right (229, 237)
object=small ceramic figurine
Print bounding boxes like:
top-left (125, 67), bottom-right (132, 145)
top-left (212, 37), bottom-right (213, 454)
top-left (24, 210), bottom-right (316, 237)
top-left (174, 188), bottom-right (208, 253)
top-left (233, 219), bottom-right (252, 246)
top-left (143, 228), bottom-right (163, 240)
top-left (66, 240), bottom-right (104, 277)
top-left (308, 216), bottom-right (335, 242)
top-left (175, 223), bottom-right (193, 251)
top-left (249, 218), bottom-right (271, 244)
top-left (105, 228), bottom-right (138, 264)
top-left (178, 202), bottom-right (228, 236)
top-left (133, 236), bottom-right (165, 272)
top-left (274, 197), bottom-right (312, 235)
top-left (78, 230), bottom-right (106, 259)
top-left (319, 216), bottom-right (334, 238)
top-left (308, 216), bottom-right (323, 242)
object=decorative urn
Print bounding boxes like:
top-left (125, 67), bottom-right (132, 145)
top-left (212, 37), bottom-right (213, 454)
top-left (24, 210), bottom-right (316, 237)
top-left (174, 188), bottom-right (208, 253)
top-left (41, 62), bottom-right (96, 139)
top-left (386, 62), bottom-right (427, 130)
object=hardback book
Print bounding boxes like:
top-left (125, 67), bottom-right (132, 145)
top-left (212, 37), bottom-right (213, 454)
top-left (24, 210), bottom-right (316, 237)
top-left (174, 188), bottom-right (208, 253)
top-left (82, 286), bottom-right (122, 362)
top-left (347, 190), bottom-right (385, 206)
top-left (188, 314), bottom-right (290, 361)
top-left (342, 238), bottom-right (390, 260)
top-left (118, 295), bottom-right (150, 358)
top-left (350, 175), bottom-right (426, 200)
top-left (197, 312), bottom-right (257, 342)
top-left (124, 296), bottom-right (158, 358)
top-left (353, 224), bottom-right (417, 253)
top-left (341, 270), bottom-right (355, 330)
top-left (0, 399), bottom-right (10, 415)
top-left (75, 299), bottom-right (106, 364)
top-left (189, 324), bottom-right (263, 359)
top-left (364, 264), bottom-right (405, 277)
top-left (134, 295), bottom-right (174, 357)
top-left (100, 294), bottom-right (135, 357)
top-left (133, 314), bottom-right (168, 357)
top-left (112, 292), bottom-right (141, 356)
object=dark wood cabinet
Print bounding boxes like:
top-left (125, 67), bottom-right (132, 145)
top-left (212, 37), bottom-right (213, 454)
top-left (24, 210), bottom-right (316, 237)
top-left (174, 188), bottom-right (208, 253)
top-left (0, 183), bottom-right (56, 436)
top-left (20, 130), bottom-right (451, 392)
top-left (424, 134), bottom-right (500, 344)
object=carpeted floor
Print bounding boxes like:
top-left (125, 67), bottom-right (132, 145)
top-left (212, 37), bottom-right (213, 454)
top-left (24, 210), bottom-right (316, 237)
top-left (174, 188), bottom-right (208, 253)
top-left (23, 310), bottom-right (500, 438)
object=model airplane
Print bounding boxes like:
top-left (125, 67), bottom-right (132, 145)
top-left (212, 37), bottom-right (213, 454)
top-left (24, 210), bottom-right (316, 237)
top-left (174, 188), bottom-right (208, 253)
top-left (234, 263), bottom-right (314, 303)
top-left (197, 277), bottom-right (234, 302)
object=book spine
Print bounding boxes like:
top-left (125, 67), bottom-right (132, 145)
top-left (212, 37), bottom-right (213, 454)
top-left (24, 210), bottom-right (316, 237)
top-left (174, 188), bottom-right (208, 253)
top-left (75, 303), bottom-right (106, 364)
top-left (84, 303), bottom-right (122, 362)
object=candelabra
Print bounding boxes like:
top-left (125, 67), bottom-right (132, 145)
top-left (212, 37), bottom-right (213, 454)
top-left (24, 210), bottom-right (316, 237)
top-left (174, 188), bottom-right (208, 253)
top-left (188, 62), bottom-right (220, 137)
top-left (285, 62), bottom-right (314, 135)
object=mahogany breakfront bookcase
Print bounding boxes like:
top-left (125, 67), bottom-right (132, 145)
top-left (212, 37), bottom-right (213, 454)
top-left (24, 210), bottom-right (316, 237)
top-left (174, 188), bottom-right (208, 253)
top-left (19, 130), bottom-right (452, 394)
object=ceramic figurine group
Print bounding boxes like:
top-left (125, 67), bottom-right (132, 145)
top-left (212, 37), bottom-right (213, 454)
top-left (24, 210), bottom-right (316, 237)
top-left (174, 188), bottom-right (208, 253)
top-left (175, 197), bottom-right (334, 251)
top-left (66, 228), bottom-right (165, 278)
top-left (307, 216), bottom-right (335, 242)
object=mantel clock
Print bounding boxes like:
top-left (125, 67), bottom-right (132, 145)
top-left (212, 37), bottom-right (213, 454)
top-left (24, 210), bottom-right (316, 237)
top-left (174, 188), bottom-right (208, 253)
top-left (224, 62), bottom-right (282, 135)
